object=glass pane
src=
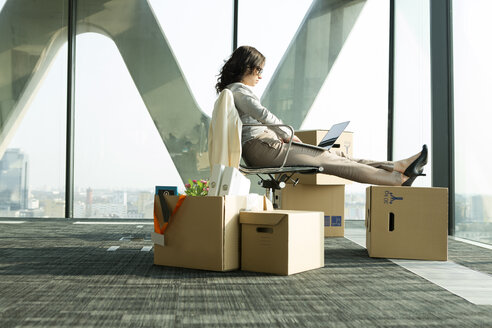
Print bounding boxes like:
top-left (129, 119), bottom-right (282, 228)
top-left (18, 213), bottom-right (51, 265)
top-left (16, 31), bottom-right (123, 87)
top-left (239, 0), bottom-right (389, 219)
top-left (149, 0), bottom-right (233, 117)
top-left (74, 1), bottom-right (231, 218)
top-left (453, 0), bottom-right (492, 244)
top-left (238, 0), bottom-right (313, 98)
top-left (393, 0), bottom-right (431, 187)
top-left (303, 1), bottom-right (389, 220)
top-left (0, 0), bottom-right (67, 217)
top-left (74, 32), bottom-right (182, 219)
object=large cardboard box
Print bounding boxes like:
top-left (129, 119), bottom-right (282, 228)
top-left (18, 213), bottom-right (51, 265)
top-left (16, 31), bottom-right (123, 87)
top-left (291, 130), bottom-right (353, 185)
top-left (240, 210), bottom-right (324, 275)
top-left (153, 195), bottom-right (263, 271)
top-left (365, 186), bottom-right (448, 261)
top-left (280, 184), bottom-right (345, 237)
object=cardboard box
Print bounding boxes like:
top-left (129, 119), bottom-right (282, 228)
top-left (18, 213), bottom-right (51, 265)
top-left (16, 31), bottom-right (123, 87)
top-left (280, 184), bottom-right (345, 237)
top-left (154, 195), bottom-right (264, 271)
top-left (291, 130), bottom-right (353, 185)
top-left (365, 186), bottom-right (448, 261)
top-left (240, 210), bottom-right (324, 275)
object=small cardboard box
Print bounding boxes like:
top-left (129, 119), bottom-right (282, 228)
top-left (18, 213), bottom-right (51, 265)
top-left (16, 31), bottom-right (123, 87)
top-left (280, 184), bottom-right (345, 237)
top-left (291, 130), bottom-right (353, 185)
top-left (154, 195), bottom-right (263, 271)
top-left (365, 186), bottom-right (448, 261)
top-left (240, 210), bottom-right (324, 275)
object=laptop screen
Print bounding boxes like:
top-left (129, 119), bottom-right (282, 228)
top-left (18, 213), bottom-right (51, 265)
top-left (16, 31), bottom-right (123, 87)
top-left (318, 121), bottom-right (350, 147)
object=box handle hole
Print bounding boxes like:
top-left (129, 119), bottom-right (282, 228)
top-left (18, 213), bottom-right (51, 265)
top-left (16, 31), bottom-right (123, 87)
top-left (256, 227), bottom-right (273, 234)
top-left (389, 212), bottom-right (395, 231)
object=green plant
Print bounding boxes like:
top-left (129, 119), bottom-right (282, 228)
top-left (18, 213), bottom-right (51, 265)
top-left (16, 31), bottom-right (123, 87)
top-left (184, 179), bottom-right (209, 196)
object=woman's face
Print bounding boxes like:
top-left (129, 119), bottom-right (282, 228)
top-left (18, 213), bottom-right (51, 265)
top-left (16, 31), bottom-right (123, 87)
top-left (241, 66), bottom-right (263, 87)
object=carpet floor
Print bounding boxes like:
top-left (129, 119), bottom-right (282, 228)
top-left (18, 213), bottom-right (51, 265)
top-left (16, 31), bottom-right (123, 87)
top-left (0, 219), bottom-right (491, 328)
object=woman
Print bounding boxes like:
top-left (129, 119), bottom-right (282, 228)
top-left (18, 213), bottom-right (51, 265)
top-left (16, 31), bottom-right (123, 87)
top-left (215, 46), bottom-right (427, 186)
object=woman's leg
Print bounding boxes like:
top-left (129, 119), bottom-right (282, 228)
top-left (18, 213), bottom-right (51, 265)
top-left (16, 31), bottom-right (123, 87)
top-left (338, 149), bottom-right (426, 176)
top-left (284, 144), bottom-right (403, 186)
top-left (329, 149), bottom-right (394, 172)
top-left (242, 136), bottom-right (403, 186)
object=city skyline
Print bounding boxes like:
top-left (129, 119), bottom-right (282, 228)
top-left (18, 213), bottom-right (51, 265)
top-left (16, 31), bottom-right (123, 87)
top-left (2, 162), bottom-right (491, 223)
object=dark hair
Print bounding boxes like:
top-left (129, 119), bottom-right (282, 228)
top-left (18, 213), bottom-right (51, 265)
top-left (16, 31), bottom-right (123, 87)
top-left (215, 45), bottom-right (265, 93)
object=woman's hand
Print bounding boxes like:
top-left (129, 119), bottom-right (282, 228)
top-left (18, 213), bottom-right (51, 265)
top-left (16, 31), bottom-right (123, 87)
top-left (292, 135), bottom-right (302, 143)
top-left (283, 135), bottom-right (302, 143)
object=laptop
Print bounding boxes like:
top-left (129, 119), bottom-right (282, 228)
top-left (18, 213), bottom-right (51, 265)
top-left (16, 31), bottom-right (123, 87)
top-left (291, 121), bottom-right (350, 151)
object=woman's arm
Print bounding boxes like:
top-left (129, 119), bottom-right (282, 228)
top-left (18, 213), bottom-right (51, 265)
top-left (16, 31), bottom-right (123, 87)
top-left (234, 91), bottom-right (292, 140)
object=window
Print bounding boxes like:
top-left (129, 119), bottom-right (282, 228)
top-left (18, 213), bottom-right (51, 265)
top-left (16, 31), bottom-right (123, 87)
top-left (453, 0), bottom-right (492, 244)
top-left (73, 0), bottom-right (232, 218)
top-left (0, 0), bottom-right (67, 217)
top-left (241, 0), bottom-right (390, 219)
top-left (393, 0), bottom-right (431, 187)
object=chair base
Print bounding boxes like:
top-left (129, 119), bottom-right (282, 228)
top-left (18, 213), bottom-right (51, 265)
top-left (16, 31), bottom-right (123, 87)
top-left (239, 164), bottom-right (323, 209)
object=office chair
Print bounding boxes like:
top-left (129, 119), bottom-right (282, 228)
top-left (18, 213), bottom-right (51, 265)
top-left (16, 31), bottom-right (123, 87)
top-left (209, 89), bottom-right (322, 208)
top-left (239, 123), bottom-right (323, 208)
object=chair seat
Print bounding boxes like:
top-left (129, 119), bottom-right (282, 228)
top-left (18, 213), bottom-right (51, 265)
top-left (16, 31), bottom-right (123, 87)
top-left (239, 164), bottom-right (323, 175)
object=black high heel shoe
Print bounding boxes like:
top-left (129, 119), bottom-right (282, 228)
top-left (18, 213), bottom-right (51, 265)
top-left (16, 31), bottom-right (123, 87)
top-left (402, 145), bottom-right (428, 186)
